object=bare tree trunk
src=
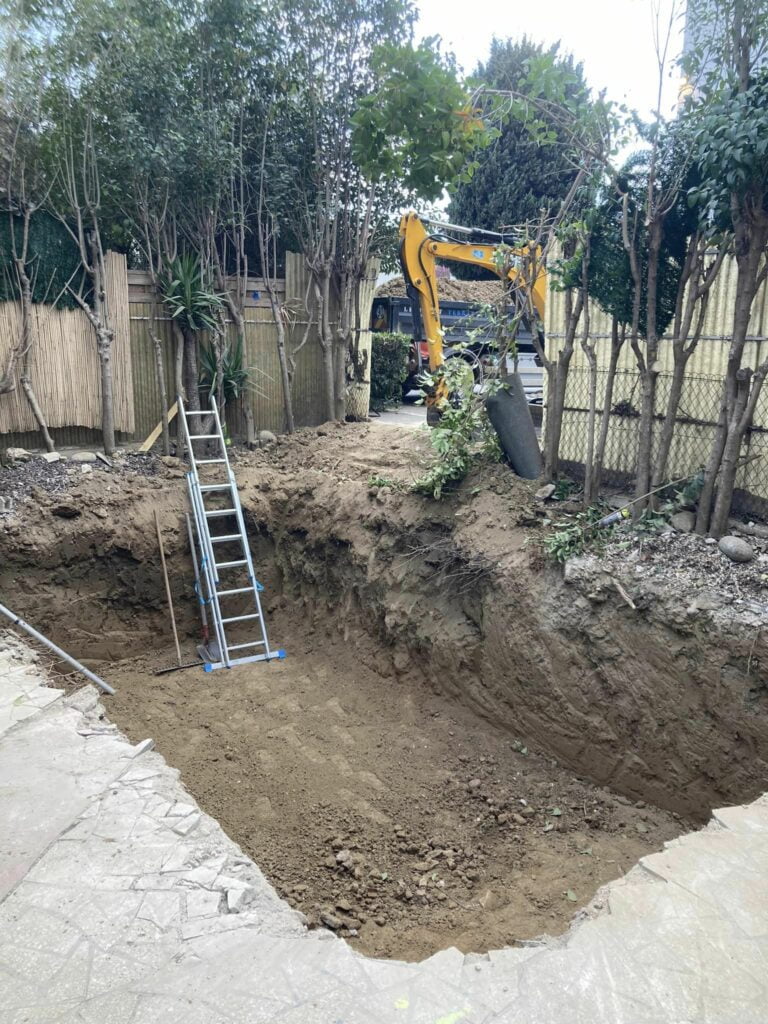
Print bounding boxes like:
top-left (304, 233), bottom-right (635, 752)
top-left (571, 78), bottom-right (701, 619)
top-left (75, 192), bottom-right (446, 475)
top-left (651, 236), bottom-right (727, 492)
top-left (149, 324), bottom-right (171, 456)
top-left (696, 227), bottom-right (768, 533)
top-left (314, 273), bottom-right (335, 422)
top-left (333, 338), bottom-right (346, 421)
top-left (173, 321), bottom-right (185, 403)
top-left (98, 327), bottom-right (116, 455)
top-left (577, 241), bottom-right (596, 506)
top-left (695, 406), bottom-right (729, 533)
top-left (633, 219), bottom-right (662, 509)
top-left (18, 370), bottom-right (55, 451)
top-left (182, 325), bottom-right (200, 414)
top-left (14, 255), bottom-right (55, 451)
top-left (90, 242), bottom-right (116, 456)
top-left (274, 311), bottom-right (296, 433)
top-left (651, 362), bottom-right (685, 491)
top-left (260, 265), bottom-right (296, 433)
top-left (542, 286), bottom-right (583, 479)
top-left (592, 319), bottom-right (626, 495)
top-left (710, 359), bottom-right (768, 536)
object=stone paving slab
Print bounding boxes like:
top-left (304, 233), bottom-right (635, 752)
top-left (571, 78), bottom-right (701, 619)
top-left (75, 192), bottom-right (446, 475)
top-left (1, 635), bottom-right (768, 1023)
top-left (0, 638), bottom-right (64, 739)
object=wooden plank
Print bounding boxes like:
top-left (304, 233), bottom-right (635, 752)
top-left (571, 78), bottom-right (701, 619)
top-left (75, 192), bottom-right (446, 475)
top-left (139, 400), bottom-right (178, 452)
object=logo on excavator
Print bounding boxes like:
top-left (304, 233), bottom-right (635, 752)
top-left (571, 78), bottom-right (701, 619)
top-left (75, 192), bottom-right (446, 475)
top-left (472, 249), bottom-right (484, 259)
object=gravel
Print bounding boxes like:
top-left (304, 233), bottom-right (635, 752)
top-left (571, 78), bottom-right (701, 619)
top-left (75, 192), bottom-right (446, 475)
top-left (599, 528), bottom-right (768, 609)
top-left (0, 451), bottom-right (162, 515)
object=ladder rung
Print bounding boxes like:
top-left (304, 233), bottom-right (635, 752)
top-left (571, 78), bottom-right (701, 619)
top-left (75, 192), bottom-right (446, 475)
top-left (216, 587), bottom-right (253, 597)
top-left (205, 508), bottom-right (237, 517)
top-left (189, 434), bottom-right (221, 440)
top-left (196, 458), bottom-right (226, 464)
top-left (215, 559), bottom-right (248, 569)
top-left (221, 613), bottom-right (262, 624)
top-left (210, 534), bottom-right (242, 543)
top-left (199, 484), bottom-right (232, 492)
top-left (227, 640), bottom-right (267, 651)
top-left (184, 410), bottom-right (208, 416)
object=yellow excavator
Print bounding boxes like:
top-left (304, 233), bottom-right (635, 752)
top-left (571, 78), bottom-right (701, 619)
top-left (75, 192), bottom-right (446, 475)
top-left (398, 211), bottom-right (546, 477)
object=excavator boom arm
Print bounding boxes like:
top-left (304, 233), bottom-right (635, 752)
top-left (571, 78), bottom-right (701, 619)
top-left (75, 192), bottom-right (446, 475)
top-left (398, 212), bottom-right (546, 378)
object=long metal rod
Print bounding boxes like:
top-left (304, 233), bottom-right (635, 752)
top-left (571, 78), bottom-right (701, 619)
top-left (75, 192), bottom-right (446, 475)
top-left (185, 512), bottom-right (210, 644)
top-left (154, 509), bottom-right (182, 665)
top-left (0, 602), bottom-right (115, 695)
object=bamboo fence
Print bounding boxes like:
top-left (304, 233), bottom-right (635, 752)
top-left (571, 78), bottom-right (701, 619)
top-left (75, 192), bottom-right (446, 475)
top-left (0, 252), bottom-right (378, 449)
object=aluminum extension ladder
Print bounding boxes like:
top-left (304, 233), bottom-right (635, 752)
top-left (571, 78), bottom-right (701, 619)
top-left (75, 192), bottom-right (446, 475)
top-left (178, 394), bottom-right (285, 671)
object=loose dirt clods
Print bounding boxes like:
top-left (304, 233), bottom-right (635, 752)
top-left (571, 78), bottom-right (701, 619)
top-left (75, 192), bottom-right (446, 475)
top-left (1, 421), bottom-right (767, 961)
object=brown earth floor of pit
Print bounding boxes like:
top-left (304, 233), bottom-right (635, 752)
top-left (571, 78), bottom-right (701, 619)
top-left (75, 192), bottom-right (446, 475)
top-left (106, 604), bottom-right (685, 962)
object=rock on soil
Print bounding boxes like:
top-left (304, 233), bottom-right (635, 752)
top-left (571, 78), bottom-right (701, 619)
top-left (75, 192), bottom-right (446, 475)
top-left (670, 510), bottom-right (695, 533)
top-left (718, 535), bottom-right (755, 563)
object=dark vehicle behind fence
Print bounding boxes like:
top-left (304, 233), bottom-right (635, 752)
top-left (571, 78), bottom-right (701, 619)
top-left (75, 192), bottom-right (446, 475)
top-left (371, 294), bottom-right (543, 404)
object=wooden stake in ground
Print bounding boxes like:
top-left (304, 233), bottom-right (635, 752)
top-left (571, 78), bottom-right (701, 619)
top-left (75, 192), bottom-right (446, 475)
top-left (154, 509), bottom-right (181, 664)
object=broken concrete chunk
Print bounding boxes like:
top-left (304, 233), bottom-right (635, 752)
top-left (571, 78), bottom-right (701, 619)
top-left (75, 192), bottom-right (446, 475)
top-left (535, 483), bottom-right (556, 501)
top-left (259, 430), bottom-right (277, 447)
top-left (70, 451), bottom-right (98, 463)
top-left (39, 452), bottom-right (62, 463)
top-left (718, 535), bottom-right (755, 563)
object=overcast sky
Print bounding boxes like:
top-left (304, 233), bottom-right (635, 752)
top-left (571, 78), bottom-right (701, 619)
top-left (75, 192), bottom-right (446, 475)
top-left (415, 0), bottom-right (686, 120)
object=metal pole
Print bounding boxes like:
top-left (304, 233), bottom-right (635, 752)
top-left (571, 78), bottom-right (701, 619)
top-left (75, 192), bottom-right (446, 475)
top-left (185, 512), bottom-right (209, 645)
top-left (0, 602), bottom-right (115, 695)
top-left (154, 509), bottom-right (182, 665)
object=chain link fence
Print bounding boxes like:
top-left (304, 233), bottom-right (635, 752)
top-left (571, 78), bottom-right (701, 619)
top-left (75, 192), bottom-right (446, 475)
top-left (553, 367), bottom-right (768, 520)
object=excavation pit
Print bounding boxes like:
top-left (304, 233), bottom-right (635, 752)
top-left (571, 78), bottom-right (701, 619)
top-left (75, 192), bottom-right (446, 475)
top-left (2, 423), bottom-right (766, 962)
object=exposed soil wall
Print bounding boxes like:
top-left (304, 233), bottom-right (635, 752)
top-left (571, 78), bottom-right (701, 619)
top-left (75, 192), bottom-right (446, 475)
top-left (242, 459), bottom-right (768, 821)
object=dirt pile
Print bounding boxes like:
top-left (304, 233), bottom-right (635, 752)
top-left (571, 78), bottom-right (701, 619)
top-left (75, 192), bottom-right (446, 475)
top-left (376, 275), bottom-right (504, 303)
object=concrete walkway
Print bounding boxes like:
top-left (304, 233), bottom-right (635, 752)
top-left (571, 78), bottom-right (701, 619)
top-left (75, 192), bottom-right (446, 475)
top-left (1, 632), bottom-right (767, 1023)
top-left (371, 403), bottom-right (427, 429)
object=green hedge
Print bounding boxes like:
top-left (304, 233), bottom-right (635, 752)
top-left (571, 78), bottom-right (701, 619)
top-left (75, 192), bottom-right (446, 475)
top-left (370, 332), bottom-right (411, 412)
top-left (0, 210), bottom-right (84, 308)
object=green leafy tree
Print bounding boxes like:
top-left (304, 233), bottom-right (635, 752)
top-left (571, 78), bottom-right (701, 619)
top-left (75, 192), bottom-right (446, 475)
top-left (683, 0), bottom-right (768, 535)
top-left (448, 38), bottom-right (589, 279)
top-left (352, 39), bottom-right (490, 201)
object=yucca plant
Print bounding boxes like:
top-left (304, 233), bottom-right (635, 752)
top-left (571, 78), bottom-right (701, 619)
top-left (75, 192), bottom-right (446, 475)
top-left (199, 335), bottom-right (250, 404)
top-left (160, 253), bottom-right (224, 333)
